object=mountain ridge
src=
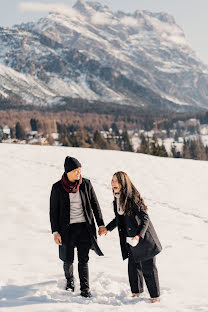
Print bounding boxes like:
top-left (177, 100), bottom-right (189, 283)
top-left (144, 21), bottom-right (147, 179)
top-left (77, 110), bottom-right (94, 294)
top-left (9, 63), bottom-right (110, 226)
top-left (0, 0), bottom-right (208, 112)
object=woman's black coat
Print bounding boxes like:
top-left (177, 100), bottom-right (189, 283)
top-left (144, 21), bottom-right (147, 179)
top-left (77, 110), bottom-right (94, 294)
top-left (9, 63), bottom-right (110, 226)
top-left (106, 199), bottom-right (162, 263)
top-left (50, 178), bottom-right (105, 261)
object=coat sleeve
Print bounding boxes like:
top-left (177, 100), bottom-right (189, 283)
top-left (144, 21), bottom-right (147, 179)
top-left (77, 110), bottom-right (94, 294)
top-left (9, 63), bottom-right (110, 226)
top-left (88, 181), bottom-right (105, 227)
top-left (49, 184), bottom-right (60, 234)
top-left (135, 201), bottom-right (150, 239)
top-left (106, 217), bottom-right (117, 232)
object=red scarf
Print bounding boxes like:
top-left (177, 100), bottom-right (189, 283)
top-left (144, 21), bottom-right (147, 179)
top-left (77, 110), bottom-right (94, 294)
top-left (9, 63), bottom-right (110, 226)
top-left (61, 173), bottom-right (82, 193)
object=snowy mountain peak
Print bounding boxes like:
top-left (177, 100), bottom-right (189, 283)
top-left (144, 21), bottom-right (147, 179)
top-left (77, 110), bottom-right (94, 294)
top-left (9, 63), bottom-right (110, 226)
top-left (73, 0), bottom-right (94, 16)
top-left (141, 10), bottom-right (176, 24)
top-left (0, 0), bottom-right (208, 111)
top-left (73, 0), bottom-right (88, 11)
top-left (73, 0), bottom-right (110, 16)
top-left (87, 1), bottom-right (110, 12)
top-left (155, 11), bottom-right (175, 24)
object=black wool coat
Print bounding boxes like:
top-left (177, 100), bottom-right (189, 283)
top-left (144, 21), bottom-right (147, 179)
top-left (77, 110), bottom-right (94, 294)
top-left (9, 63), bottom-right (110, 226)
top-left (50, 178), bottom-right (105, 261)
top-left (106, 199), bottom-right (162, 263)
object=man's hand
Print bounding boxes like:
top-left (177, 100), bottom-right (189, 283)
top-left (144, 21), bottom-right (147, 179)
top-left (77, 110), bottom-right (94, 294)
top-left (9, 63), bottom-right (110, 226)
top-left (98, 226), bottom-right (108, 236)
top-left (54, 232), bottom-right (62, 245)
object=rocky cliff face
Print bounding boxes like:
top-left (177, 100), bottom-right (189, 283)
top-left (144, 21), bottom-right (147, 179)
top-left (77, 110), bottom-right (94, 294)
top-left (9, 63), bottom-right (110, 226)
top-left (0, 0), bottom-right (207, 111)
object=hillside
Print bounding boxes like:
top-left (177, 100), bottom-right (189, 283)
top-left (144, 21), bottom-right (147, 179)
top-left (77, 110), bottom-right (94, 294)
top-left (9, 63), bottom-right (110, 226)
top-left (0, 143), bottom-right (207, 311)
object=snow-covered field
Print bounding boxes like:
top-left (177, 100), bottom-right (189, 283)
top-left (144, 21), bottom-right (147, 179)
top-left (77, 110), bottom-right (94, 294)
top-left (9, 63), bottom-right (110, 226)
top-left (0, 143), bottom-right (208, 312)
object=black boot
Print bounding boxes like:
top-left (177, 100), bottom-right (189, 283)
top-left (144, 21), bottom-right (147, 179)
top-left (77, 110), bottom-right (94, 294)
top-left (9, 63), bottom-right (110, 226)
top-left (65, 279), bottom-right (75, 292)
top-left (78, 262), bottom-right (91, 296)
top-left (80, 290), bottom-right (92, 298)
top-left (63, 262), bottom-right (75, 292)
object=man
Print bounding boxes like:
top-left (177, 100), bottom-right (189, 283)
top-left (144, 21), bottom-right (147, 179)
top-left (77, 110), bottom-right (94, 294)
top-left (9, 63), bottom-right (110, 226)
top-left (50, 156), bottom-right (106, 297)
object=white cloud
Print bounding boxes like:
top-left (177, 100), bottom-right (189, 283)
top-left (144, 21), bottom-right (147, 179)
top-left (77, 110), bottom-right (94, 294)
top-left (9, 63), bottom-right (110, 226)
top-left (91, 12), bottom-right (110, 25)
top-left (19, 2), bottom-right (70, 12)
top-left (91, 12), bottom-right (118, 26)
top-left (120, 16), bottom-right (138, 27)
top-left (18, 2), bottom-right (84, 20)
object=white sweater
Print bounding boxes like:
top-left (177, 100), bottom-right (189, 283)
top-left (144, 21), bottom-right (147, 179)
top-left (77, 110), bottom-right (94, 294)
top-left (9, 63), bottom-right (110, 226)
top-left (69, 191), bottom-right (86, 224)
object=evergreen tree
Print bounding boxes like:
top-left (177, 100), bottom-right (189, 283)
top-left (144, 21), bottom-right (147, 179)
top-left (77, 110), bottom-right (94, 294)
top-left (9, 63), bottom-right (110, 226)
top-left (15, 122), bottom-right (25, 140)
top-left (197, 137), bottom-right (206, 160)
top-left (205, 145), bottom-right (208, 160)
top-left (69, 132), bottom-right (79, 147)
top-left (93, 131), bottom-right (107, 149)
top-left (75, 129), bottom-right (92, 148)
top-left (189, 140), bottom-right (198, 159)
top-left (182, 139), bottom-right (191, 159)
top-left (150, 135), bottom-right (160, 156)
top-left (122, 130), bottom-right (134, 152)
top-left (59, 133), bottom-right (72, 147)
top-left (30, 118), bottom-right (38, 131)
top-left (103, 124), bottom-right (109, 132)
top-left (0, 126), bottom-right (2, 142)
top-left (111, 123), bottom-right (120, 136)
top-left (138, 133), bottom-right (149, 154)
top-left (10, 128), bottom-right (15, 139)
top-left (189, 138), bottom-right (206, 160)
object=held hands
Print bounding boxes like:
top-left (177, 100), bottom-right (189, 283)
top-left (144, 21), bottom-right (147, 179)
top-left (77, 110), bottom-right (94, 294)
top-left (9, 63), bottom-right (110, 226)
top-left (98, 226), bottom-right (108, 236)
top-left (54, 232), bottom-right (62, 245)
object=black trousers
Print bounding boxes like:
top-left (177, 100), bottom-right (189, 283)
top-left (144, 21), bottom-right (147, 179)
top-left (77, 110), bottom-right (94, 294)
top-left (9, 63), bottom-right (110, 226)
top-left (63, 222), bottom-right (91, 291)
top-left (128, 251), bottom-right (160, 298)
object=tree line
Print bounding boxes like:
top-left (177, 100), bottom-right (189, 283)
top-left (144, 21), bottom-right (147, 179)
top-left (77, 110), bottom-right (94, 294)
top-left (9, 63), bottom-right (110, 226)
top-left (139, 133), bottom-right (208, 160)
top-left (1, 94), bottom-right (208, 132)
top-left (1, 118), bottom-right (208, 161)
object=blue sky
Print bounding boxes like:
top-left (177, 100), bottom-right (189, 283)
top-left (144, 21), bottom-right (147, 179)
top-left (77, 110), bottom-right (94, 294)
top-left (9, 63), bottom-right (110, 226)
top-left (0, 0), bottom-right (207, 65)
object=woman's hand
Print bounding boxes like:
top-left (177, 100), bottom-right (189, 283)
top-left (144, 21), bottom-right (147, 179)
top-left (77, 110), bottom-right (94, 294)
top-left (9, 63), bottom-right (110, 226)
top-left (54, 232), bottom-right (62, 245)
top-left (132, 235), bottom-right (140, 242)
top-left (98, 226), bottom-right (108, 236)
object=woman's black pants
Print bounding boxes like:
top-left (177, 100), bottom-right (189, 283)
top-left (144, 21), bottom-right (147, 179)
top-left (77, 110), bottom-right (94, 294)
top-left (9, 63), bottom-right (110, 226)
top-left (63, 222), bottom-right (91, 292)
top-left (128, 252), bottom-right (160, 298)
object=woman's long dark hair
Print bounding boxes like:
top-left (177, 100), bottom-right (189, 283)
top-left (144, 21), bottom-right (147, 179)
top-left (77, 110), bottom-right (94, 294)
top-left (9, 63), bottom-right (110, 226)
top-left (113, 171), bottom-right (147, 214)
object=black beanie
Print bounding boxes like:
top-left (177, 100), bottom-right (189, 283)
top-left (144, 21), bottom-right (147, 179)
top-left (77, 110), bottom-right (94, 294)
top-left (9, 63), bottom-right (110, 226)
top-left (64, 156), bottom-right (81, 173)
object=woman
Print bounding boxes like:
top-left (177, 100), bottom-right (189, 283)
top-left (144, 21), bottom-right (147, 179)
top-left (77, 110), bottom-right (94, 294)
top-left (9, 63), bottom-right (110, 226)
top-left (99, 171), bottom-right (162, 303)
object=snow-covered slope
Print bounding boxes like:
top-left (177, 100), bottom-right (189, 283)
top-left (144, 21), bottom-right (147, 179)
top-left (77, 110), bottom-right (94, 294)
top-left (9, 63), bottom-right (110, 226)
top-left (0, 63), bottom-right (56, 104)
top-left (0, 143), bottom-right (207, 311)
top-left (0, 0), bottom-right (208, 111)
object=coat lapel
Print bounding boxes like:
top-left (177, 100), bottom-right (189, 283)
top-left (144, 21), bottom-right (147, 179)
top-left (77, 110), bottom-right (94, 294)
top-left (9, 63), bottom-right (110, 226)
top-left (58, 181), bottom-right (70, 220)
